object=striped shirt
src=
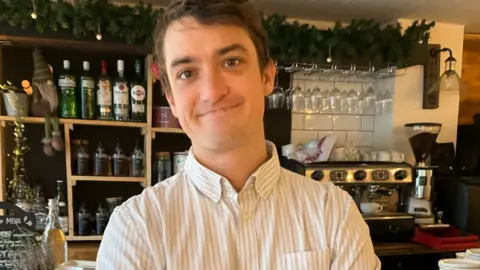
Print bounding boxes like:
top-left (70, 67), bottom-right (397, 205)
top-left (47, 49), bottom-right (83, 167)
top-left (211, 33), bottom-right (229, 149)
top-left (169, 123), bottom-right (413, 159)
top-left (97, 142), bottom-right (381, 269)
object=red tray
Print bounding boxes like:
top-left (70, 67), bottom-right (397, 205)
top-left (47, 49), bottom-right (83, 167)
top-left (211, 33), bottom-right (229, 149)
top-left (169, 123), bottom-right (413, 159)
top-left (413, 227), bottom-right (480, 251)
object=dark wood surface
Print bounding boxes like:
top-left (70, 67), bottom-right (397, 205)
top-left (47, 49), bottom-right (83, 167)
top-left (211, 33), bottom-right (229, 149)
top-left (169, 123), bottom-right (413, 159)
top-left (68, 241), bottom-right (472, 262)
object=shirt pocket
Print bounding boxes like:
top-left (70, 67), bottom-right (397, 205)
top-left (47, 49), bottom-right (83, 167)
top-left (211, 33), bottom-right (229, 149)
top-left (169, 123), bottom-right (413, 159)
top-left (280, 249), bottom-right (330, 270)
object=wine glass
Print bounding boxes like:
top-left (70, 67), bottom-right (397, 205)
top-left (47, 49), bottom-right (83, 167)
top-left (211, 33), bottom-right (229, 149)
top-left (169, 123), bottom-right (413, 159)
top-left (347, 88), bottom-right (360, 114)
top-left (268, 70), bottom-right (285, 109)
top-left (310, 86), bottom-right (322, 113)
top-left (330, 84), bottom-right (342, 114)
top-left (291, 85), bottom-right (305, 113)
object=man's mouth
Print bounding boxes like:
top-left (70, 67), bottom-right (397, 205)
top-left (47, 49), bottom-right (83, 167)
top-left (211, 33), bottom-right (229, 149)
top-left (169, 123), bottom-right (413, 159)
top-left (200, 104), bottom-right (241, 117)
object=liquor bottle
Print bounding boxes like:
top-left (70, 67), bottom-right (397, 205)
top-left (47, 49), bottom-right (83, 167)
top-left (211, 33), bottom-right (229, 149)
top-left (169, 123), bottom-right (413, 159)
top-left (95, 202), bottom-right (108, 235)
top-left (131, 139), bottom-right (144, 177)
top-left (130, 60), bottom-right (146, 122)
top-left (43, 198), bottom-right (67, 266)
top-left (94, 142), bottom-right (108, 176)
top-left (113, 139), bottom-right (127, 176)
top-left (56, 180), bottom-right (69, 234)
top-left (79, 61), bottom-right (96, 119)
top-left (32, 185), bottom-right (47, 232)
top-left (58, 60), bottom-right (78, 118)
top-left (76, 140), bottom-right (90, 175)
top-left (77, 203), bottom-right (92, 236)
top-left (113, 60), bottom-right (130, 121)
top-left (97, 60), bottom-right (113, 120)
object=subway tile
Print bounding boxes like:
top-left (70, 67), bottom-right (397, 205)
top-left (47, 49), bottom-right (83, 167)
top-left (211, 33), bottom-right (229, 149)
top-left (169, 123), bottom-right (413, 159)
top-left (291, 113), bottom-right (304, 130)
top-left (318, 131), bottom-right (347, 147)
top-left (333, 115), bottom-right (361, 131)
top-left (304, 114), bottom-right (333, 130)
top-left (361, 116), bottom-right (374, 131)
top-left (347, 131), bottom-right (373, 147)
top-left (291, 130), bottom-right (317, 145)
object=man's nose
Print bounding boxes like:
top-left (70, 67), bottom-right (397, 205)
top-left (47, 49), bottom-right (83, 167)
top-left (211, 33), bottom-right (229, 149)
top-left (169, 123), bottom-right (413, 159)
top-left (199, 67), bottom-right (228, 103)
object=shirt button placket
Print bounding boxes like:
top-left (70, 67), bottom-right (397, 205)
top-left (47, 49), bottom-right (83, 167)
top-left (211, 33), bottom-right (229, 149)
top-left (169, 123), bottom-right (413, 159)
top-left (238, 184), bottom-right (259, 270)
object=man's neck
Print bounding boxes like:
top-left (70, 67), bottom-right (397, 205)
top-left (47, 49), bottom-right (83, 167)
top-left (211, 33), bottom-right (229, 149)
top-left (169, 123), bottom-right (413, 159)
top-left (192, 139), bottom-right (268, 192)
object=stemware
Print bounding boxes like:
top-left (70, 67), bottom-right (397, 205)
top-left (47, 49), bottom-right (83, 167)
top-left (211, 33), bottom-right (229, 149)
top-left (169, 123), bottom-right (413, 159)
top-left (291, 85), bottom-right (305, 113)
top-left (347, 88), bottom-right (360, 114)
top-left (304, 88), bottom-right (312, 113)
top-left (329, 84), bottom-right (342, 114)
top-left (268, 70), bottom-right (285, 109)
top-left (363, 85), bottom-right (376, 115)
top-left (310, 86), bottom-right (322, 113)
top-left (320, 88), bottom-right (331, 113)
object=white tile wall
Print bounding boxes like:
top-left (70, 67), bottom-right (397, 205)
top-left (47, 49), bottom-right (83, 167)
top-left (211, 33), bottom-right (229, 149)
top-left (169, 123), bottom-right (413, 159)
top-left (291, 114), bottom-right (304, 130)
top-left (304, 115), bottom-right (333, 130)
top-left (361, 116), bottom-right (374, 131)
top-left (347, 131), bottom-right (374, 147)
top-left (333, 115), bottom-right (361, 130)
top-left (291, 130), bottom-right (317, 145)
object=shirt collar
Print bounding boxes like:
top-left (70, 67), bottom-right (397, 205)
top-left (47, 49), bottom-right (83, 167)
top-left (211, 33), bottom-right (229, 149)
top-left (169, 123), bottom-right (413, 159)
top-left (184, 141), bottom-right (282, 202)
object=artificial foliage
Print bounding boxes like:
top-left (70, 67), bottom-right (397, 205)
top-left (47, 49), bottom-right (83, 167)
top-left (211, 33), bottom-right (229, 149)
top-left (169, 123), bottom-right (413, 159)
top-left (0, 0), bottom-right (435, 66)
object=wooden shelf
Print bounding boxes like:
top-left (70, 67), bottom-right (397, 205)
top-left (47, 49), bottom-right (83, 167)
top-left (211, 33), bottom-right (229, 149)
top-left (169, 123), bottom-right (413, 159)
top-left (71, 175), bottom-right (146, 185)
top-left (151, 127), bottom-right (185, 134)
top-left (67, 235), bottom-right (103, 241)
top-left (0, 115), bottom-right (148, 128)
top-left (0, 35), bottom-right (149, 55)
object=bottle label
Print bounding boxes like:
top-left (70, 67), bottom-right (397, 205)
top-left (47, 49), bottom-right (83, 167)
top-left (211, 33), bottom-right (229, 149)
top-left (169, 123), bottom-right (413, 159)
top-left (82, 86), bottom-right (95, 119)
top-left (59, 216), bottom-right (69, 233)
top-left (97, 80), bottom-right (112, 106)
top-left (58, 201), bottom-right (66, 207)
top-left (131, 85), bottom-right (146, 101)
top-left (114, 157), bottom-right (126, 176)
top-left (59, 77), bottom-right (76, 88)
top-left (81, 79), bottom-right (95, 89)
top-left (132, 158), bottom-right (144, 177)
top-left (114, 83), bottom-right (129, 105)
top-left (35, 212), bottom-right (47, 231)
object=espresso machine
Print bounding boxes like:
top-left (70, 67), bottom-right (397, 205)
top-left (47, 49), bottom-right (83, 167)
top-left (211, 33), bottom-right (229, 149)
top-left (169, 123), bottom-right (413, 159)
top-left (280, 158), bottom-right (416, 242)
top-left (404, 122), bottom-right (442, 225)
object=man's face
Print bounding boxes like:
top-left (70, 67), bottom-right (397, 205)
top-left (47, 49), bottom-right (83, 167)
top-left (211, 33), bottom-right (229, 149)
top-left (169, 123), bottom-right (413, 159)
top-left (163, 17), bottom-right (275, 151)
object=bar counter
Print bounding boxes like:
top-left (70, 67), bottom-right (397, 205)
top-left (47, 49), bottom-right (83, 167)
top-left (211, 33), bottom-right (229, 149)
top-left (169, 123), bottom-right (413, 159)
top-left (68, 241), bottom-right (474, 262)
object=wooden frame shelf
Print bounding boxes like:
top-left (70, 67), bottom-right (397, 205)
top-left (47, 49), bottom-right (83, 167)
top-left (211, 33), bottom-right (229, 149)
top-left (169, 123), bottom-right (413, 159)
top-left (0, 115), bottom-right (148, 128)
top-left (70, 175), bottom-right (146, 186)
top-left (151, 127), bottom-right (185, 134)
top-left (66, 235), bottom-right (103, 241)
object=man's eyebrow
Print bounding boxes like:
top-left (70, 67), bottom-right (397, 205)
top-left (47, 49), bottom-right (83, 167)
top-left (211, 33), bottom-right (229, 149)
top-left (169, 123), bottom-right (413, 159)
top-left (217, 44), bottom-right (248, 56)
top-left (170, 57), bottom-right (195, 70)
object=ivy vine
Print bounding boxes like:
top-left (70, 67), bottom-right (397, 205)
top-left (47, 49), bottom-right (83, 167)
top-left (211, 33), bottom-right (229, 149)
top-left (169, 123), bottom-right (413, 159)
top-left (0, 0), bottom-right (435, 66)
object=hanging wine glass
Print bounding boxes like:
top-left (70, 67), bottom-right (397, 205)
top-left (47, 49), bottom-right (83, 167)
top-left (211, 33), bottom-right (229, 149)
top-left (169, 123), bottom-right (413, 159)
top-left (291, 85), bottom-right (305, 113)
top-left (330, 83), bottom-right (342, 114)
top-left (268, 68), bottom-right (285, 109)
top-left (284, 73), bottom-right (294, 110)
top-left (310, 86), bottom-right (322, 113)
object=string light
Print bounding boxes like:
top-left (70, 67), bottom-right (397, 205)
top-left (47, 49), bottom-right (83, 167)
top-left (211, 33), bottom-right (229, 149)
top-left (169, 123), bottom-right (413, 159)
top-left (96, 25), bottom-right (102, 41)
top-left (326, 45), bottom-right (332, 63)
top-left (31, 0), bottom-right (37, 20)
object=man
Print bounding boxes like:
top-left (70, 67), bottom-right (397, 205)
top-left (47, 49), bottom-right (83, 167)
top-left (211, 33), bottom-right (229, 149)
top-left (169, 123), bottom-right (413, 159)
top-left (97, 0), bottom-right (380, 269)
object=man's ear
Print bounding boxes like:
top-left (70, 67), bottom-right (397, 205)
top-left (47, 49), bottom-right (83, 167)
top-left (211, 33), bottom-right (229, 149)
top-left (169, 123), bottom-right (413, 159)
top-left (262, 59), bottom-right (276, 96)
top-left (165, 90), bottom-right (178, 117)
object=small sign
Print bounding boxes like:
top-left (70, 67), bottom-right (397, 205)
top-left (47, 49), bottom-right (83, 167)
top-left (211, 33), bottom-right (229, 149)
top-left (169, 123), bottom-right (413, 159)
top-left (0, 202), bottom-right (37, 270)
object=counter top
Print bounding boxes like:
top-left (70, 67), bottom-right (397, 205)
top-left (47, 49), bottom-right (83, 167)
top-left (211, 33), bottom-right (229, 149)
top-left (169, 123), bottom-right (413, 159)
top-left (68, 241), bottom-right (475, 261)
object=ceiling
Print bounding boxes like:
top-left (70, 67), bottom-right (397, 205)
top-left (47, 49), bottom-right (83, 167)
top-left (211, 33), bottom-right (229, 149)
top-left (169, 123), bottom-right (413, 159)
top-left (120, 0), bottom-right (480, 32)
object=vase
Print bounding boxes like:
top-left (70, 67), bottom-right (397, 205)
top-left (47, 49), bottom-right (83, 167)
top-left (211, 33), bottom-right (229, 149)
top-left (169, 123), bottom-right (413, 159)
top-left (2, 92), bottom-right (29, 117)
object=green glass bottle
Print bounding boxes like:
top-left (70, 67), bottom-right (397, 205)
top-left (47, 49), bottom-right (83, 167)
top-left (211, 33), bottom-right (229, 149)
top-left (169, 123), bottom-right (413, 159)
top-left (58, 60), bottom-right (78, 118)
top-left (79, 61), bottom-right (96, 119)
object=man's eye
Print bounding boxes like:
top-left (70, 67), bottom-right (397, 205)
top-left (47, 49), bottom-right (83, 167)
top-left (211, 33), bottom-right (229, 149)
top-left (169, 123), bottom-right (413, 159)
top-left (224, 58), bottom-right (240, 68)
top-left (178, 70), bottom-right (193, 80)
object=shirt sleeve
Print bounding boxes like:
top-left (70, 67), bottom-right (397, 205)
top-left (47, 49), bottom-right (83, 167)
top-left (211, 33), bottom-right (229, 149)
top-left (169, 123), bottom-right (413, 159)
top-left (329, 191), bottom-right (381, 269)
top-left (96, 205), bottom-right (161, 269)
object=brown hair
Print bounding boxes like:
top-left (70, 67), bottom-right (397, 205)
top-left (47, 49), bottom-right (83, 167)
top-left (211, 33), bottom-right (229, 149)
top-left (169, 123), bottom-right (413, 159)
top-left (153, 0), bottom-right (270, 94)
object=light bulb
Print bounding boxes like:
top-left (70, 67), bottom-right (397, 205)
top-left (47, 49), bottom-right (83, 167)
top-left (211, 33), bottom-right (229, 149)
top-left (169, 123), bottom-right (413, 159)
top-left (96, 33), bottom-right (102, 40)
top-left (31, 11), bottom-right (37, 19)
top-left (326, 57), bottom-right (332, 63)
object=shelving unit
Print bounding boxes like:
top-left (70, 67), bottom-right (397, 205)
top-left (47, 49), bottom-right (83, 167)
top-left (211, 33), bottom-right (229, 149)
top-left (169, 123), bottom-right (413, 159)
top-left (0, 37), bottom-right (187, 241)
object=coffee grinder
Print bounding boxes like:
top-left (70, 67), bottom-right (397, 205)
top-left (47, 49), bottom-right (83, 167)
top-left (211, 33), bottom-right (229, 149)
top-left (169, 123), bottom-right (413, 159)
top-left (405, 122), bottom-right (442, 224)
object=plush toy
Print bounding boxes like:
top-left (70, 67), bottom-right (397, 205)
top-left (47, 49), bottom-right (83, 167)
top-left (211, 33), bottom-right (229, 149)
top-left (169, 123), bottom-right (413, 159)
top-left (30, 47), bottom-right (64, 156)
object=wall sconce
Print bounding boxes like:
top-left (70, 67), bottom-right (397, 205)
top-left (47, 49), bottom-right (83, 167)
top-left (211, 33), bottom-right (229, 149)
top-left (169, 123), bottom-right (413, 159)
top-left (424, 47), bottom-right (463, 109)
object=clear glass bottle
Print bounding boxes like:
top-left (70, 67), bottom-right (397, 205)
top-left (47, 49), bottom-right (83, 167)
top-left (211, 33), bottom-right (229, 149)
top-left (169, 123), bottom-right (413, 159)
top-left (77, 140), bottom-right (90, 175)
top-left (56, 180), bottom-right (69, 234)
top-left (43, 198), bottom-right (68, 266)
top-left (156, 152), bottom-right (172, 183)
top-left (95, 202), bottom-right (108, 235)
top-left (113, 139), bottom-right (127, 176)
top-left (94, 142), bottom-right (108, 176)
top-left (32, 185), bottom-right (47, 232)
top-left (97, 60), bottom-right (113, 120)
top-left (113, 60), bottom-right (130, 121)
top-left (77, 202), bottom-right (92, 236)
top-left (131, 140), bottom-right (144, 177)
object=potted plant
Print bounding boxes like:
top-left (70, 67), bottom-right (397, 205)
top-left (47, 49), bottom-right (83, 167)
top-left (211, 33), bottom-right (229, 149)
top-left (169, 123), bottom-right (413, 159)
top-left (0, 81), bottom-right (29, 117)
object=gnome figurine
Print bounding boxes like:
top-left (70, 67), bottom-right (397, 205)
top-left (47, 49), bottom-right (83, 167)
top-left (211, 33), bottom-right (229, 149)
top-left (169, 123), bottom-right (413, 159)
top-left (30, 47), bottom-right (64, 156)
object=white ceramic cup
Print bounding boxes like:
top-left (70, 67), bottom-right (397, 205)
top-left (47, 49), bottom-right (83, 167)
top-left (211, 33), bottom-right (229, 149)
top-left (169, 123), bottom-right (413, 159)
top-left (360, 202), bottom-right (383, 214)
top-left (390, 151), bottom-right (404, 162)
top-left (376, 151), bottom-right (391, 162)
top-left (360, 152), bottom-right (370, 161)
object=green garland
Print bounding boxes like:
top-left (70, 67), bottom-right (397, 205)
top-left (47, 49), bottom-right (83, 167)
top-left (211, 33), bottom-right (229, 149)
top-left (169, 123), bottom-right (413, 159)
top-left (0, 0), bottom-right (434, 66)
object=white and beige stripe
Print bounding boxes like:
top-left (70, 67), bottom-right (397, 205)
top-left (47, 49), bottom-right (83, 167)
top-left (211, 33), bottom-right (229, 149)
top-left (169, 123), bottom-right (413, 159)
top-left (97, 142), bottom-right (381, 269)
